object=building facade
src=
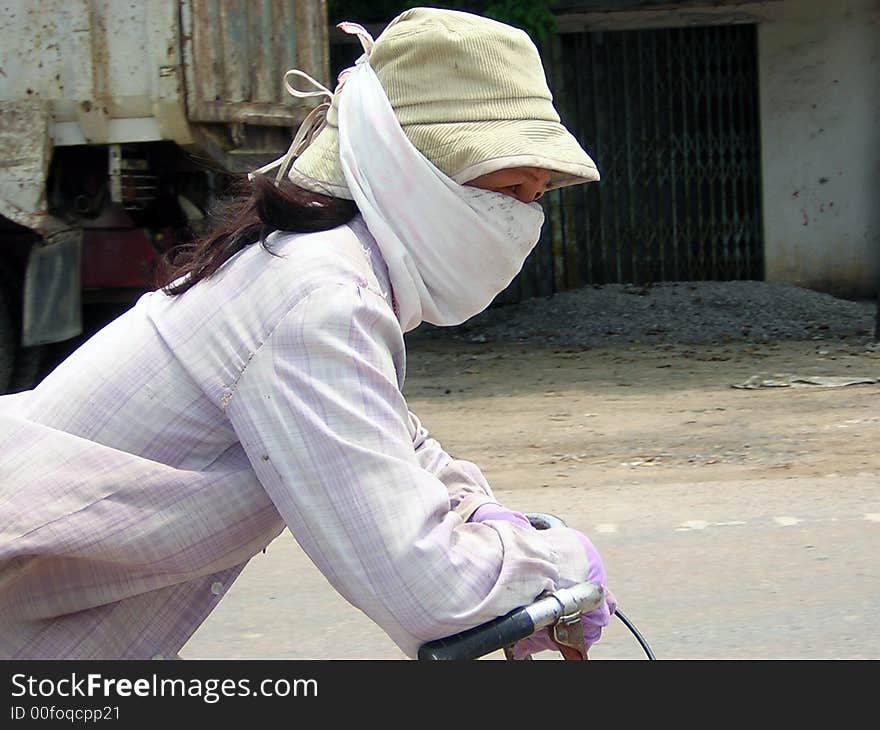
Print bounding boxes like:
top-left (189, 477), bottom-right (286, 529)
top-left (534, 0), bottom-right (879, 301)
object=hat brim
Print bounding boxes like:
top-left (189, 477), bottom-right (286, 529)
top-left (412, 118), bottom-right (601, 190)
top-left (289, 117), bottom-right (600, 200)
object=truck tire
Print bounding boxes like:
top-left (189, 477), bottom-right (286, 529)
top-left (0, 279), bottom-right (14, 392)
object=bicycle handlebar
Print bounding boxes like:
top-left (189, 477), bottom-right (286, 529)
top-left (417, 581), bottom-right (604, 661)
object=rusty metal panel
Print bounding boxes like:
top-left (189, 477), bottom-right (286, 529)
top-left (0, 0), bottom-right (191, 148)
top-left (182, 0), bottom-right (329, 126)
top-left (0, 100), bottom-right (53, 232)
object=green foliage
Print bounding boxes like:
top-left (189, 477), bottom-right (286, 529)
top-left (483, 0), bottom-right (556, 42)
top-left (327, 0), bottom-right (557, 43)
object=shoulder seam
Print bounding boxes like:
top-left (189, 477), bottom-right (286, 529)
top-left (220, 282), bottom-right (396, 411)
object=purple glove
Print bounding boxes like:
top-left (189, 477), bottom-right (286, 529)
top-left (511, 529), bottom-right (615, 659)
top-left (468, 502), bottom-right (535, 531)
top-left (468, 505), bottom-right (615, 658)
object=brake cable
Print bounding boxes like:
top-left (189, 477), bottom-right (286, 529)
top-left (614, 608), bottom-right (655, 660)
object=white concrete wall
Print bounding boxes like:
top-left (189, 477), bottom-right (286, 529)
top-left (758, 0), bottom-right (880, 298)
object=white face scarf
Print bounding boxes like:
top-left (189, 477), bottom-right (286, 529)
top-left (337, 57), bottom-right (546, 332)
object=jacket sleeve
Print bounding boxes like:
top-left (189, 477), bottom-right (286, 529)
top-left (225, 282), bottom-right (588, 657)
top-left (408, 410), bottom-right (499, 522)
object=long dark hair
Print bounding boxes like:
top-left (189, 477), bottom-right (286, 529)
top-left (160, 175), bottom-right (358, 296)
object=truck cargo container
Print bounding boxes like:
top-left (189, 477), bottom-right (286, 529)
top-left (0, 0), bottom-right (329, 392)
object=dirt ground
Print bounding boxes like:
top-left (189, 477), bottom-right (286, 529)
top-left (401, 337), bottom-right (880, 495)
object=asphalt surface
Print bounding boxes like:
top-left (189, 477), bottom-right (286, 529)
top-left (181, 474), bottom-right (880, 660)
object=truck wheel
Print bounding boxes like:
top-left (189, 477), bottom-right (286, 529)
top-left (8, 340), bottom-right (48, 393)
top-left (0, 281), bottom-right (14, 392)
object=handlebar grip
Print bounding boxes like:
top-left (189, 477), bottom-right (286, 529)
top-left (417, 606), bottom-right (535, 661)
top-left (417, 582), bottom-right (603, 661)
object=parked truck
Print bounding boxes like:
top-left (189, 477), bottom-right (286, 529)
top-left (0, 0), bottom-right (330, 393)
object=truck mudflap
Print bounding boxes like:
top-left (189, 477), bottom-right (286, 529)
top-left (22, 228), bottom-right (83, 347)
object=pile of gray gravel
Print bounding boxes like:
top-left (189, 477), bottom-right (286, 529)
top-left (407, 281), bottom-right (878, 347)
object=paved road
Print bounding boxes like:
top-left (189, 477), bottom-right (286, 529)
top-left (181, 473), bottom-right (879, 660)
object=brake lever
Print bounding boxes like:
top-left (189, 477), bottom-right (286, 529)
top-left (500, 614), bottom-right (589, 660)
top-left (551, 614), bottom-right (589, 660)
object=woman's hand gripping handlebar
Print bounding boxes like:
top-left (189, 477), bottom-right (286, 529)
top-left (417, 512), bottom-right (610, 660)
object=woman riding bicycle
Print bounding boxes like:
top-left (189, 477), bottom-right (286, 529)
top-left (0, 7), bottom-right (613, 660)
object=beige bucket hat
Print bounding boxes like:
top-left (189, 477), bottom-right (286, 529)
top-left (282, 7), bottom-right (600, 199)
